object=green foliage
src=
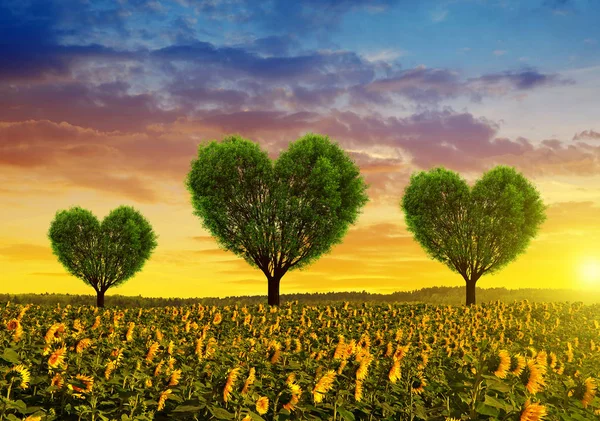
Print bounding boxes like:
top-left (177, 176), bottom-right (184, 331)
top-left (47, 205), bottom-right (158, 300)
top-left (1, 301), bottom-right (599, 420)
top-left (185, 133), bottom-right (369, 303)
top-left (401, 165), bottom-right (547, 302)
top-left (3, 286), bottom-right (600, 308)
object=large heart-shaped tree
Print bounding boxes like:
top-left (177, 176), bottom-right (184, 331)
top-left (48, 206), bottom-right (158, 307)
top-left (401, 166), bottom-right (547, 306)
top-left (185, 133), bottom-right (370, 306)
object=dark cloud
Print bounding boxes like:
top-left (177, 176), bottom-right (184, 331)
top-left (153, 42), bottom-right (376, 85)
top-left (467, 69), bottom-right (574, 92)
top-left (0, 81), bottom-right (182, 132)
top-left (362, 67), bottom-right (573, 104)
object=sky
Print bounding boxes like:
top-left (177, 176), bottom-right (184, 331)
top-left (1, 0), bottom-right (600, 298)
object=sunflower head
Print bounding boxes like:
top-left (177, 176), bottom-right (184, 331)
top-left (520, 400), bottom-right (547, 421)
top-left (410, 373), bottom-right (426, 394)
top-left (6, 365), bottom-right (30, 389)
top-left (256, 396), bottom-right (269, 415)
top-left (6, 319), bottom-right (20, 330)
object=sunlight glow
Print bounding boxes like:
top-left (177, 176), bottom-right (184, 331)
top-left (580, 259), bottom-right (600, 286)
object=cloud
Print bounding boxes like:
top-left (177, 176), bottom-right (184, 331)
top-left (360, 67), bottom-right (572, 104)
top-left (493, 50), bottom-right (507, 56)
top-left (573, 130), bottom-right (600, 141)
top-left (0, 244), bottom-right (55, 261)
top-left (0, 120), bottom-right (197, 202)
top-left (431, 9), bottom-right (448, 22)
top-left (362, 49), bottom-right (406, 63)
top-left (0, 81), bottom-right (183, 132)
top-left (238, 34), bottom-right (302, 56)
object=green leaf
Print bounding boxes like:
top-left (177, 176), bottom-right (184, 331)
top-left (337, 407), bottom-right (355, 421)
top-left (173, 405), bottom-right (203, 413)
top-left (475, 402), bottom-right (500, 417)
top-left (246, 412), bottom-right (267, 421)
top-left (483, 394), bottom-right (508, 410)
top-left (209, 406), bottom-right (235, 420)
top-left (1, 348), bottom-right (20, 364)
top-left (485, 379), bottom-right (511, 393)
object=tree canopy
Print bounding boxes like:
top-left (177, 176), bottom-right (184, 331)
top-left (48, 205), bottom-right (158, 307)
top-left (401, 165), bottom-right (547, 305)
top-left (185, 133), bottom-right (369, 305)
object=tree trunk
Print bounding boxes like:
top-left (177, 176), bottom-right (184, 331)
top-left (465, 279), bottom-right (476, 306)
top-left (96, 291), bottom-right (105, 308)
top-left (267, 276), bottom-right (281, 306)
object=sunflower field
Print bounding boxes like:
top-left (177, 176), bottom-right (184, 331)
top-left (1, 300), bottom-right (599, 421)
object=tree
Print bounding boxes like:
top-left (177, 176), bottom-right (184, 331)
top-left (48, 206), bottom-right (158, 307)
top-left (400, 165), bottom-right (547, 306)
top-left (185, 133), bottom-right (369, 306)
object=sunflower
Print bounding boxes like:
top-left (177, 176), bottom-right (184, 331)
top-left (411, 373), bottom-right (426, 394)
top-left (44, 323), bottom-right (65, 344)
top-left (355, 379), bottom-right (364, 402)
top-left (241, 367), bottom-right (256, 395)
top-left (535, 350), bottom-right (548, 368)
top-left (75, 338), bottom-right (92, 354)
top-left (493, 350), bottom-right (511, 379)
top-left (7, 365), bottom-right (30, 389)
top-left (126, 322), bottom-right (135, 341)
top-left (91, 316), bottom-right (101, 330)
top-left (223, 367), bottom-right (241, 403)
top-left (282, 382), bottom-right (302, 412)
top-left (48, 346), bottom-right (67, 369)
top-left (157, 389), bottom-right (172, 411)
top-left (388, 359), bottom-right (401, 384)
top-left (520, 359), bottom-right (545, 395)
top-left (571, 377), bottom-right (597, 408)
top-left (416, 351), bottom-right (429, 370)
top-left (520, 400), bottom-right (547, 421)
top-left (50, 373), bottom-right (64, 390)
top-left (394, 344), bottom-right (410, 361)
top-left (256, 396), bottom-right (269, 415)
top-left (333, 335), bottom-right (346, 360)
top-left (168, 369), bottom-right (182, 386)
top-left (6, 318), bottom-right (20, 331)
top-left (286, 373), bottom-right (296, 385)
top-left (582, 377), bottom-right (597, 408)
top-left (154, 360), bottom-right (165, 377)
top-left (510, 354), bottom-right (526, 376)
top-left (356, 354), bottom-right (373, 381)
top-left (146, 342), bottom-right (160, 362)
top-left (312, 370), bottom-right (336, 403)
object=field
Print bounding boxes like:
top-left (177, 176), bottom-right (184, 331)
top-left (1, 301), bottom-right (599, 421)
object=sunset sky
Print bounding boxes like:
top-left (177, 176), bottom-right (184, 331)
top-left (1, 0), bottom-right (600, 298)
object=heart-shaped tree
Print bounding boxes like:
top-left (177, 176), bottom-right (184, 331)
top-left (185, 133), bottom-right (370, 306)
top-left (401, 166), bottom-right (547, 305)
top-left (48, 206), bottom-right (158, 307)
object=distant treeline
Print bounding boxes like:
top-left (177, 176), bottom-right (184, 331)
top-left (1, 286), bottom-right (598, 308)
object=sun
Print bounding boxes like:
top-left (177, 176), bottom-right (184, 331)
top-left (579, 259), bottom-right (600, 286)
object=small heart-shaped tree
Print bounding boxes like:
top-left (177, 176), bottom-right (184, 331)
top-left (401, 165), bottom-right (547, 306)
top-left (185, 133), bottom-right (370, 306)
top-left (48, 206), bottom-right (158, 307)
